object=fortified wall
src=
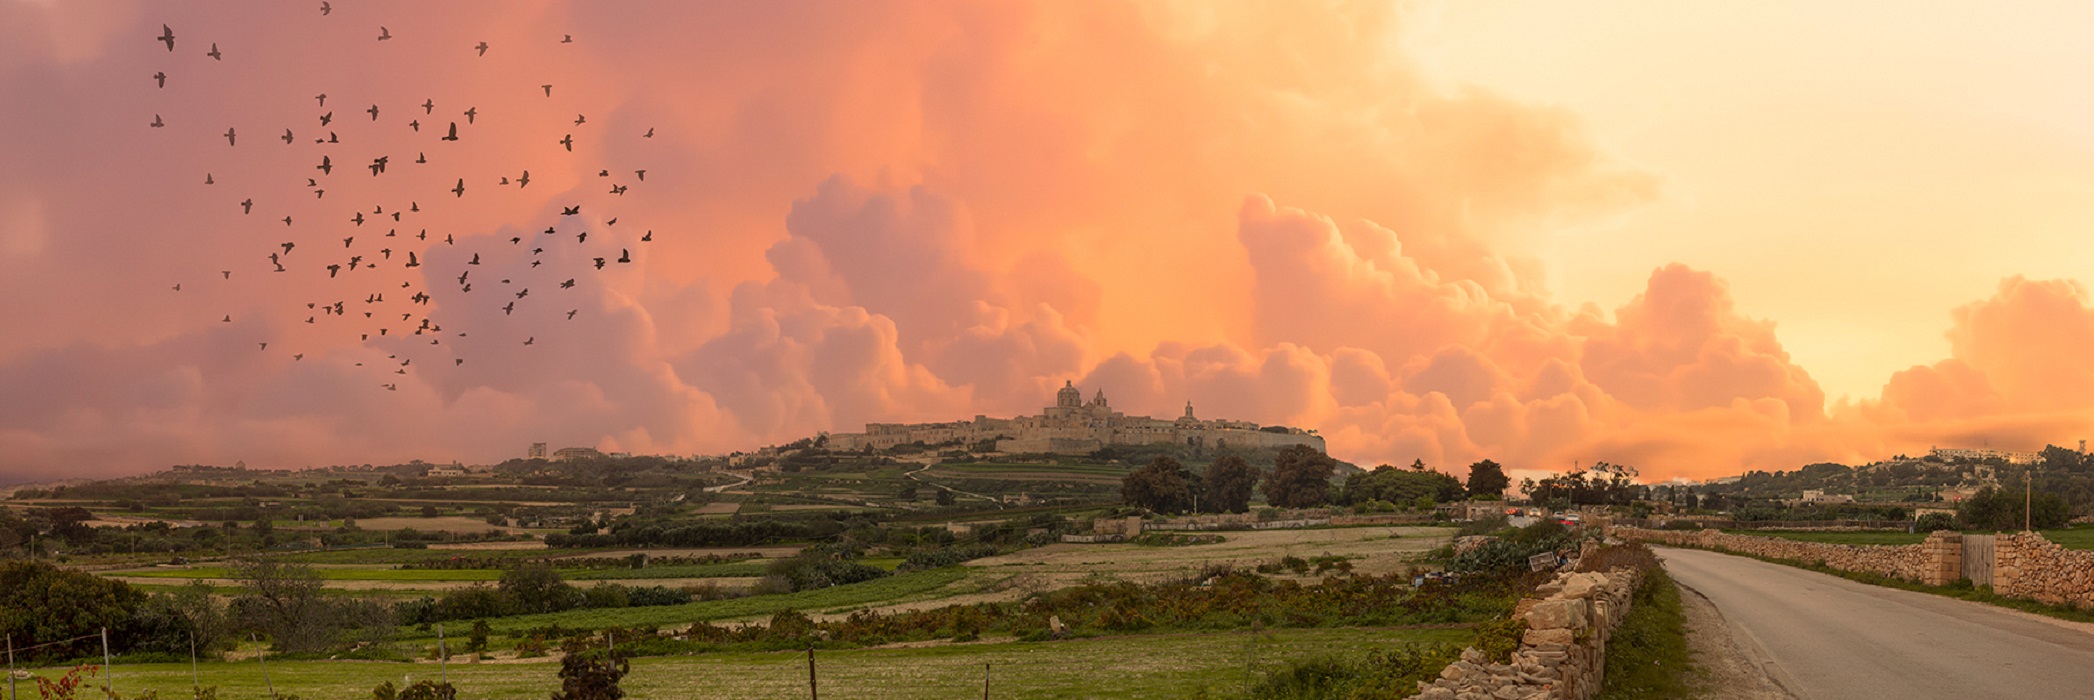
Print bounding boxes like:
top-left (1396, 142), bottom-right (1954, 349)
top-left (827, 381), bottom-right (1325, 455)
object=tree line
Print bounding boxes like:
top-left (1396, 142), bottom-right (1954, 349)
top-left (1118, 445), bottom-right (1511, 514)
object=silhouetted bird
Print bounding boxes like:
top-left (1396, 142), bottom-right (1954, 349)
top-left (452, 179), bottom-right (465, 197)
top-left (468, 253), bottom-right (480, 265)
top-left (635, 169), bottom-right (646, 181)
top-left (317, 93), bottom-right (327, 106)
top-left (562, 34), bottom-right (573, 43)
top-left (560, 278), bottom-right (575, 289)
top-left (369, 156), bottom-right (388, 175)
top-left (281, 128), bottom-right (294, 144)
top-left (317, 155), bottom-right (332, 175)
top-left (542, 84), bottom-right (553, 97)
top-left (593, 257), bottom-right (606, 270)
top-left (575, 114), bottom-right (586, 125)
top-left (319, 111), bottom-right (332, 126)
top-left (367, 104), bottom-right (380, 121)
top-left (560, 134), bottom-right (573, 151)
top-left (221, 270), bottom-right (231, 279)
top-left (409, 119), bottom-right (419, 132)
top-left (378, 26), bottom-right (392, 41)
top-left (405, 251), bottom-right (419, 268)
top-left (643, 127), bottom-right (654, 138)
top-left (618, 249), bottom-right (630, 263)
top-left (442, 122), bottom-right (458, 141)
top-left (240, 198), bottom-right (252, 214)
top-left (223, 315), bottom-right (231, 322)
top-left (151, 114), bottom-right (164, 128)
top-left (464, 107), bottom-right (477, 124)
top-left (421, 98), bottom-right (434, 114)
top-left (502, 302), bottom-right (515, 315)
top-left (641, 230), bottom-right (653, 242)
top-left (205, 173), bottom-right (213, 184)
top-left (153, 71), bottom-right (166, 88)
top-left (319, 1), bottom-right (330, 16)
top-left (567, 309), bottom-right (578, 319)
top-left (158, 24), bottom-right (176, 52)
top-left (474, 41), bottom-right (489, 56)
top-left (561, 205), bottom-right (579, 216)
top-left (518, 171), bottom-right (530, 188)
top-left (523, 337), bottom-right (534, 345)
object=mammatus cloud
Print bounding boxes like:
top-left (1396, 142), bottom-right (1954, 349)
top-left (0, 1), bottom-right (2088, 484)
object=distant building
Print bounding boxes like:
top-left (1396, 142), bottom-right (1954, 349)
top-left (552, 447), bottom-right (605, 462)
top-left (1929, 446), bottom-right (2039, 465)
top-left (425, 466), bottom-right (466, 478)
top-left (1799, 489), bottom-right (1853, 505)
top-left (527, 442), bottom-right (548, 460)
top-left (827, 382), bottom-right (1325, 456)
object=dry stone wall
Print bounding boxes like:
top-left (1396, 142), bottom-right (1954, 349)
top-left (1413, 567), bottom-right (1644, 700)
top-left (1995, 531), bottom-right (2094, 608)
top-left (1612, 527), bottom-right (1962, 585)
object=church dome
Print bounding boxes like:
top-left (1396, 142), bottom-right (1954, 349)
top-left (1057, 380), bottom-right (1081, 408)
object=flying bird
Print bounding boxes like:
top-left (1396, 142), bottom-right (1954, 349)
top-left (561, 34), bottom-right (573, 43)
top-left (643, 127), bottom-right (654, 138)
top-left (151, 114), bottom-right (164, 128)
top-left (518, 171), bottom-right (530, 188)
top-left (405, 251), bottom-right (419, 267)
top-left (441, 122), bottom-right (458, 141)
top-left (468, 253), bottom-right (480, 265)
top-left (542, 84), bottom-right (553, 97)
top-left (153, 71), bottom-right (166, 88)
top-left (409, 119), bottom-right (419, 132)
top-left (574, 114), bottom-right (586, 126)
top-left (240, 198), bottom-right (253, 214)
top-left (635, 169), bottom-right (646, 181)
top-left (158, 24), bottom-right (175, 52)
top-left (502, 302), bottom-right (515, 315)
top-left (369, 156), bottom-right (388, 175)
top-left (567, 309), bottom-right (577, 319)
top-left (317, 155), bottom-right (332, 175)
top-left (415, 152), bottom-right (426, 164)
top-left (560, 278), bottom-right (575, 289)
top-left (319, 111), bottom-right (332, 126)
top-left (474, 41), bottom-right (489, 56)
top-left (377, 26), bottom-right (392, 41)
top-left (319, 1), bottom-right (330, 16)
top-left (464, 107), bottom-right (477, 124)
top-left (618, 249), bottom-right (631, 263)
top-left (452, 179), bottom-right (465, 197)
top-left (523, 337), bottom-right (534, 346)
top-left (367, 104), bottom-right (380, 121)
top-left (316, 93), bottom-right (327, 107)
top-left (421, 98), bottom-right (434, 114)
top-left (221, 270), bottom-right (231, 279)
top-left (207, 43), bottom-right (221, 61)
top-left (281, 128), bottom-right (294, 144)
top-left (205, 173), bottom-right (214, 184)
top-left (223, 127), bottom-right (236, 146)
top-left (561, 205), bottom-right (579, 216)
top-left (559, 134), bottom-right (573, 151)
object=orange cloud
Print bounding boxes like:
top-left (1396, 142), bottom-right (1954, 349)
top-left (0, 2), bottom-right (2088, 484)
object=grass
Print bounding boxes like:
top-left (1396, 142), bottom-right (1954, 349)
top-left (119, 566), bottom-right (509, 582)
top-left (30, 626), bottom-right (1469, 700)
top-left (446, 568), bottom-right (973, 637)
top-left (1596, 567), bottom-right (1695, 700)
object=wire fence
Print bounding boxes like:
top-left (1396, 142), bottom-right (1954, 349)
top-left (4, 624), bottom-right (1332, 700)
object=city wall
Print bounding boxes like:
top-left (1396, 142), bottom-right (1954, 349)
top-left (1414, 567), bottom-right (1645, 700)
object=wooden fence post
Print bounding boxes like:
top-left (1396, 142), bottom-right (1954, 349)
top-left (101, 628), bottom-right (112, 699)
top-left (806, 645), bottom-right (817, 700)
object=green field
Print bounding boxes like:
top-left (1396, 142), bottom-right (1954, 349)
top-left (450, 568), bottom-right (973, 637)
top-left (1733, 525), bottom-right (2094, 550)
top-left (30, 626), bottom-right (1468, 700)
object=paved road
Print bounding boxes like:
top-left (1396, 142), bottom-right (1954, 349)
top-left (1660, 547), bottom-right (2094, 699)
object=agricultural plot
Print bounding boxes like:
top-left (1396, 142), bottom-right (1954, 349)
top-left (36, 626), bottom-right (1469, 700)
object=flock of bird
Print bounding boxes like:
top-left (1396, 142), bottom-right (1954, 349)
top-left (152, 7), bottom-right (659, 392)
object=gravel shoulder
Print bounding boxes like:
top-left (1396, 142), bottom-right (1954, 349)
top-left (1675, 577), bottom-right (1794, 700)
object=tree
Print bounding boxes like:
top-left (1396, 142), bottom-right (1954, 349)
top-left (0, 560), bottom-right (149, 661)
top-left (935, 489), bottom-right (957, 507)
top-left (1957, 486), bottom-right (2069, 531)
top-left (230, 558), bottom-right (331, 652)
top-left (1264, 446), bottom-right (1336, 508)
top-left (1466, 459), bottom-right (1510, 500)
top-left (1201, 455), bottom-right (1258, 513)
top-left (551, 648), bottom-right (629, 700)
top-left (1121, 456), bottom-right (1194, 512)
top-left (499, 563), bottom-right (578, 614)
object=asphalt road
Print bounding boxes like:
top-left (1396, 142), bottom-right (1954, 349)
top-left (1660, 547), bottom-right (2094, 699)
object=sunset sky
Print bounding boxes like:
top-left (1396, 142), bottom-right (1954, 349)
top-left (3, 1), bottom-right (2092, 485)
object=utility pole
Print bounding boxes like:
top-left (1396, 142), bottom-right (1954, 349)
top-left (437, 623), bottom-right (448, 685)
top-left (189, 632), bottom-right (200, 699)
top-left (981, 663), bottom-right (991, 700)
top-left (255, 634), bottom-right (273, 698)
top-left (9, 634), bottom-right (17, 700)
top-left (2026, 464), bottom-right (2034, 532)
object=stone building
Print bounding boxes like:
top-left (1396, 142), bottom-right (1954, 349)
top-left (827, 381), bottom-right (1325, 455)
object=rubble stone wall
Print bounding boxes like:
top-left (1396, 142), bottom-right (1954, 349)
top-left (1413, 567), bottom-right (1644, 700)
top-left (1995, 531), bottom-right (2094, 608)
top-left (1612, 527), bottom-right (1963, 586)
